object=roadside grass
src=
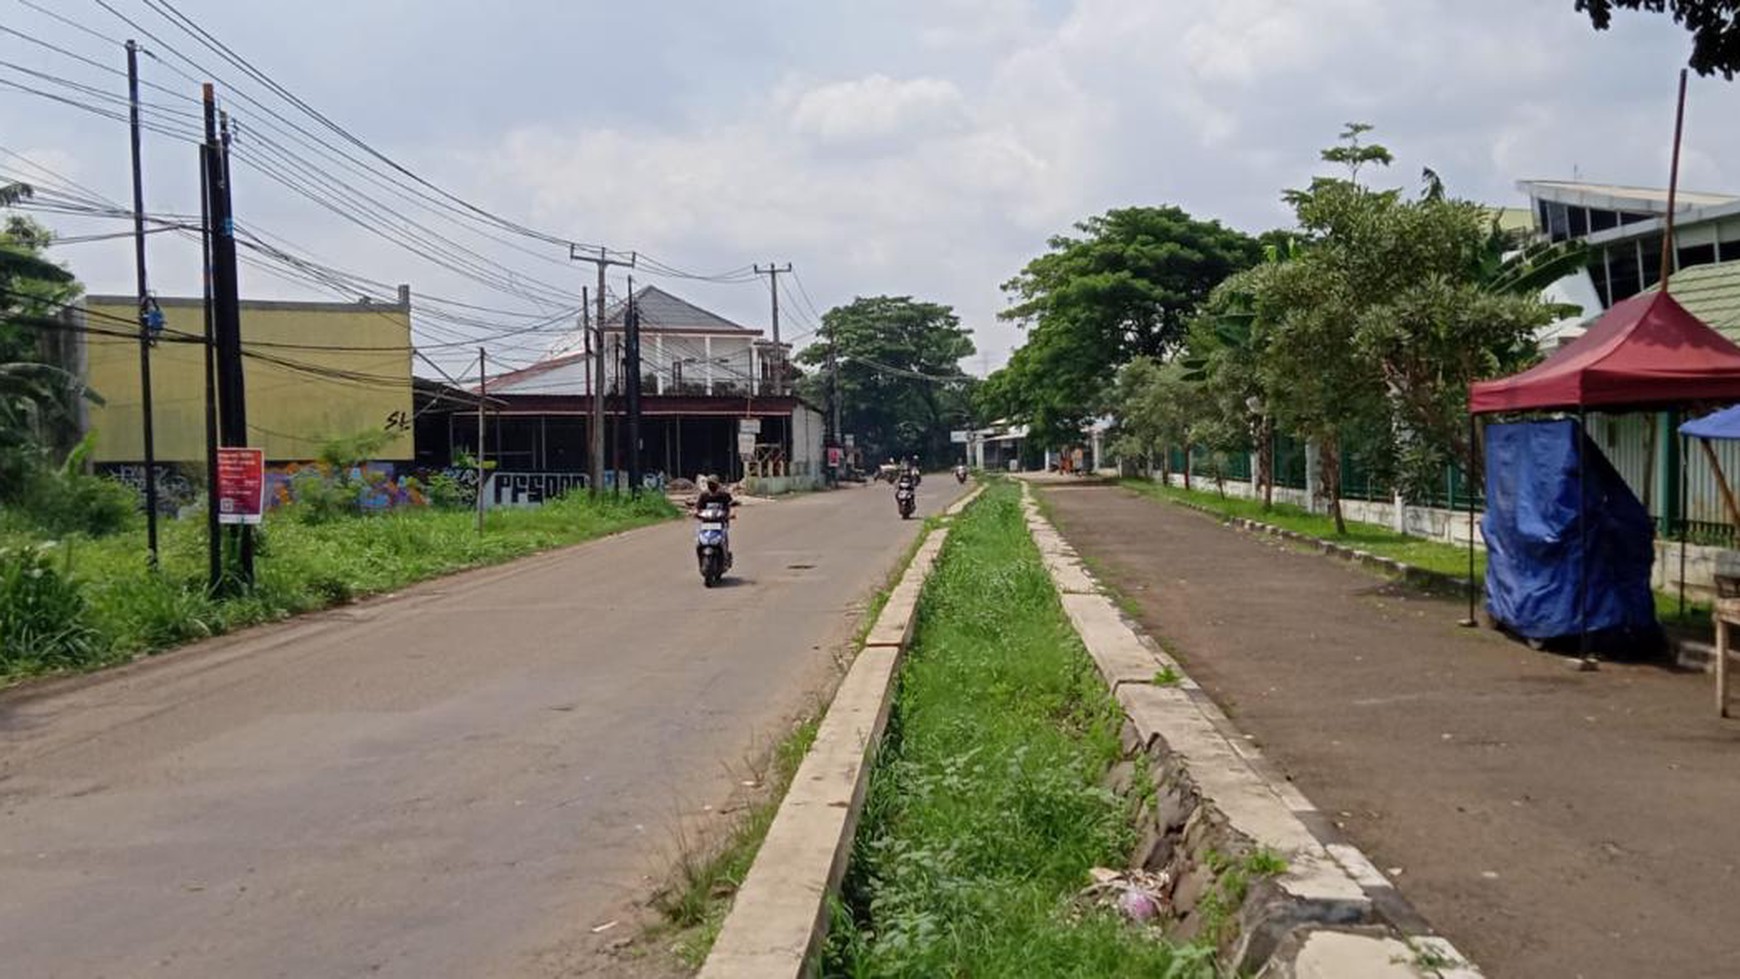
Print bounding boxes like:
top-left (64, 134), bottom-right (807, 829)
top-left (655, 710), bottom-right (822, 969)
top-left (1119, 479), bottom-right (1712, 630)
top-left (824, 482), bottom-right (1208, 978)
top-left (0, 492), bottom-right (676, 683)
top-left (648, 513), bottom-right (945, 969)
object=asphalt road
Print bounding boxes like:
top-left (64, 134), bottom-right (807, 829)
top-left (0, 481), bottom-right (955, 979)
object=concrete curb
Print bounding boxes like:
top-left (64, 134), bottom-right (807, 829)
top-left (1020, 483), bottom-right (1484, 978)
top-left (697, 484), bottom-right (982, 979)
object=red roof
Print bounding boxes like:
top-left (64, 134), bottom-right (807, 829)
top-left (1469, 290), bottom-right (1740, 414)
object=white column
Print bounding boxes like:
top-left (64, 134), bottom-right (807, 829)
top-left (654, 334), bottom-right (665, 395)
top-left (705, 336), bottom-right (714, 395)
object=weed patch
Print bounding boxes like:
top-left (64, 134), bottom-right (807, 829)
top-left (825, 482), bottom-right (1206, 977)
top-left (0, 491), bottom-right (677, 683)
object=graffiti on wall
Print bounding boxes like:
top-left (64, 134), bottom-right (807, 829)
top-left (99, 463), bottom-right (202, 515)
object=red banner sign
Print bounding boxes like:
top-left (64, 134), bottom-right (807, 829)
top-left (215, 447), bottom-right (265, 525)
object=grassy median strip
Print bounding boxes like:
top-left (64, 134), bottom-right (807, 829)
top-left (824, 483), bottom-right (1208, 978)
top-left (0, 493), bottom-right (677, 683)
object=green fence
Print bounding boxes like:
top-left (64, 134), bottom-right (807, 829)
top-left (1158, 432), bottom-right (1485, 510)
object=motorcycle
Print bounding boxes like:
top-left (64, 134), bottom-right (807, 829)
top-left (895, 478), bottom-right (916, 520)
top-left (954, 465), bottom-right (968, 484)
top-left (695, 501), bottom-right (734, 587)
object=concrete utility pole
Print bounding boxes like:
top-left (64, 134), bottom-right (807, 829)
top-left (752, 262), bottom-right (792, 345)
top-left (476, 347), bottom-right (486, 532)
top-left (203, 85), bottom-right (251, 587)
top-left (570, 246), bottom-right (634, 496)
top-left (125, 40), bottom-right (161, 568)
top-left (624, 275), bottom-right (644, 497)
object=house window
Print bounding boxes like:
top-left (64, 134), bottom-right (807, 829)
top-left (1544, 202), bottom-right (1571, 241)
top-left (1607, 245), bottom-right (1642, 302)
top-left (1679, 243), bottom-right (1716, 271)
top-left (1638, 235), bottom-right (1663, 290)
top-left (1568, 206), bottom-right (1589, 238)
top-left (1589, 208), bottom-right (1619, 233)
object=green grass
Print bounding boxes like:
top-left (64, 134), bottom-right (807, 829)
top-left (650, 512), bottom-right (945, 969)
top-left (824, 483), bottom-right (1209, 978)
top-left (0, 492), bottom-right (677, 682)
top-left (1120, 479), bottom-right (1713, 630)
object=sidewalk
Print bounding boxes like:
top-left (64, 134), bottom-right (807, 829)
top-left (1038, 482), bottom-right (1740, 979)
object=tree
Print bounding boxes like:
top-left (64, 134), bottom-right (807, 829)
top-left (987, 206), bottom-right (1264, 447)
top-left (1576, 0), bottom-right (1740, 79)
top-left (2, 185), bottom-right (87, 501)
top-left (1251, 126), bottom-right (1559, 531)
top-left (795, 296), bottom-right (976, 466)
top-left (1106, 356), bottom-right (1195, 484)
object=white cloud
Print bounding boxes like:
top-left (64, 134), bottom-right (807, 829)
top-left (788, 75), bottom-right (969, 146)
top-left (7, 0), bottom-right (1740, 376)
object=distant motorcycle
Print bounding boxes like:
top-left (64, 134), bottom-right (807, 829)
top-left (954, 465), bottom-right (968, 484)
top-left (694, 501), bottom-right (734, 587)
top-left (895, 475), bottom-right (916, 520)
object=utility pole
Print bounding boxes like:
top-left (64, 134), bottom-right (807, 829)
top-left (125, 40), bottom-right (159, 568)
top-left (624, 275), bottom-right (643, 497)
top-left (569, 245), bottom-right (633, 496)
top-left (752, 262), bottom-right (793, 344)
top-left (198, 136), bottom-right (220, 592)
top-left (203, 84), bottom-right (251, 587)
top-left (827, 321), bottom-right (842, 451)
top-left (476, 347), bottom-right (486, 532)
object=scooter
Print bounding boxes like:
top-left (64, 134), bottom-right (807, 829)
top-left (895, 478), bottom-right (916, 520)
top-left (695, 501), bottom-right (734, 587)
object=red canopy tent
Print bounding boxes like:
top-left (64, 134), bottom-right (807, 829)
top-left (1470, 291), bottom-right (1740, 413)
top-left (1465, 290), bottom-right (1740, 661)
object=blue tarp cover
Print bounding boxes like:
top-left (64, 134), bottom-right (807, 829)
top-left (1483, 420), bottom-right (1656, 640)
top-left (1680, 404), bottom-right (1740, 440)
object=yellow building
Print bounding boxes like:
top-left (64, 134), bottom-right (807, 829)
top-left (78, 291), bottom-right (414, 464)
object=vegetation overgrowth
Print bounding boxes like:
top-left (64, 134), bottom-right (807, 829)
top-left (826, 483), bottom-right (1211, 977)
top-left (0, 490), bottom-right (676, 682)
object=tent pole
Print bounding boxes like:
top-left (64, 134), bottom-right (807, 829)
top-left (1680, 432), bottom-right (1690, 617)
top-left (1578, 410), bottom-right (1598, 671)
top-left (1462, 411), bottom-right (1478, 627)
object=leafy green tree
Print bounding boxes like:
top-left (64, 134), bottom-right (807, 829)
top-left (1252, 125), bottom-right (1559, 531)
top-left (987, 206), bottom-right (1263, 446)
top-left (796, 296), bottom-right (976, 467)
top-left (2, 185), bottom-right (88, 501)
top-left (1576, 0), bottom-right (1740, 78)
top-left (1106, 356), bottom-right (1196, 484)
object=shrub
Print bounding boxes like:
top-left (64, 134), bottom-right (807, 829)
top-left (0, 543), bottom-right (105, 672)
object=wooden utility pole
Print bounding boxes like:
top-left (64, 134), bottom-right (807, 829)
top-left (1659, 68), bottom-right (1689, 292)
top-left (624, 276), bottom-right (643, 496)
top-left (570, 246), bottom-right (634, 496)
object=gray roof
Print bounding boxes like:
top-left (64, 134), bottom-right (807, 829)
top-left (604, 285), bottom-right (755, 334)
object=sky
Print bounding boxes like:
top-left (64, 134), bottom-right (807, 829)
top-left (3, 0), bottom-right (1739, 379)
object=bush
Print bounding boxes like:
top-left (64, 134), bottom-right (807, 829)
top-left (0, 543), bottom-right (105, 672)
top-left (21, 468), bottom-right (139, 537)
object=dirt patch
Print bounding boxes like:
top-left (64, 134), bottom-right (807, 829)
top-left (1041, 483), bottom-right (1740, 979)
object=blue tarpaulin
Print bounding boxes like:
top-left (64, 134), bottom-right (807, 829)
top-left (1483, 419), bottom-right (1656, 640)
top-left (1680, 404), bottom-right (1740, 441)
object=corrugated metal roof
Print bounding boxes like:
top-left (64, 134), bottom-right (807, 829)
top-left (604, 285), bottom-right (754, 333)
top-left (1650, 260), bottom-right (1740, 340)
